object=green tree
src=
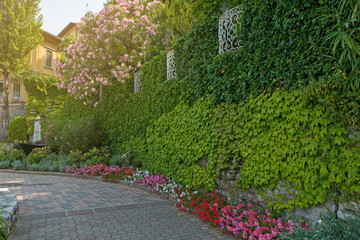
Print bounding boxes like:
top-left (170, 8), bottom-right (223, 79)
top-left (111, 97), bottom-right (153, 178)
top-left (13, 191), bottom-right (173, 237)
top-left (0, 0), bottom-right (42, 141)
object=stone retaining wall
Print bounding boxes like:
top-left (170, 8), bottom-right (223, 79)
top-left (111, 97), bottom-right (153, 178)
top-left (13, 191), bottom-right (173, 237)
top-left (215, 168), bottom-right (360, 221)
top-left (0, 188), bottom-right (18, 237)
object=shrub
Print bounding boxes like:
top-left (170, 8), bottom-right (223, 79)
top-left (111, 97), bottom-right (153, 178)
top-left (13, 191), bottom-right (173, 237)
top-left (0, 143), bottom-right (11, 155)
top-left (0, 153), bottom-right (7, 162)
top-left (58, 154), bottom-right (70, 172)
top-left (109, 154), bottom-right (123, 167)
top-left (38, 160), bottom-right (51, 172)
top-left (67, 150), bottom-right (84, 166)
top-left (281, 212), bottom-right (360, 240)
top-left (28, 163), bottom-right (39, 171)
top-left (44, 153), bottom-right (58, 163)
top-left (8, 149), bottom-right (26, 162)
top-left (11, 160), bottom-right (25, 170)
top-left (87, 155), bottom-right (110, 166)
top-left (0, 161), bottom-right (11, 169)
top-left (8, 116), bottom-right (33, 143)
top-left (26, 147), bottom-right (51, 164)
top-left (44, 109), bottom-right (104, 153)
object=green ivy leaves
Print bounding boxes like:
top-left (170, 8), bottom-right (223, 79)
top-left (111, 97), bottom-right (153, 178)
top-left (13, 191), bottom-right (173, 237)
top-left (142, 90), bottom-right (359, 211)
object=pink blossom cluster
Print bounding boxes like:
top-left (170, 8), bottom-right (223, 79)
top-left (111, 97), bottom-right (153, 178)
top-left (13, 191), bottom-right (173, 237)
top-left (66, 163), bottom-right (135, 178)
top-left (220, 204), bottom-right (296, 239)
top-left (56, 0), bottom-right (163, 106)
top-left (134, 173), bottom-right (170, 185)
top-left (66, 163), bottom-right (108, 176)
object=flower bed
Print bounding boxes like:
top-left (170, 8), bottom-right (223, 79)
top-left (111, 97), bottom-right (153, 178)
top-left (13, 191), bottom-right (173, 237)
top-left (66, 164), bottom-right (136, 183)
top-left (67, 165), bottom-right (302, 239)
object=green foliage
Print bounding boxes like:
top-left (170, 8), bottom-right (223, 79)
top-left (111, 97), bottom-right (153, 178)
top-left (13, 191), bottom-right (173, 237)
top-left (27, 96), bottom-right (46, 115)
top-left (84, 147), bottom-right (110, 166)
top-left (82, 147), bottom-right (101, 160)
top-left (58, 154), bottom-right (70, 172)
top-left (143, 0), bottom-right (199, 54)
top-left (228, 91), bottom-right (359, 211)
top-left (0, 212), bottom-right (5, 239)
top-left (22, 71), bottom-right (67, 109)
top-left (67, 150), bottom-right (84, 166)
top-left (175, 0), bottom-right (339, 103)
top-left (324, 0), bottom-right (360, 91)
top-left (102, 52), bottom-right (189, 156)
top-left (0, 160), bottom-right (10, 169)
top-left (26, 147), bottom-right (51, 164)
top-left (187, 0), bottom-right (243, 18)
top-left (28, 163), bottom-right (39, 171)
top-left (0, 143), bottom-right (11, 155)
top-left (142, 96), bottom-right (219, 190)
top-left (44, 113), bottom-right (103, 153)
top-left (7, 149), bottom-right (26, 162)
top-left (303, 73), bottom-right (360, 130)
top-left (11, 160), bottom-right (25, 170)
top-left (8, 116), bottom-right (34, 143)
top-left (0, 0), bottom-right (43, 141)
top-left (87, 155), bottom-right (110, 166)
top-left (281, 212), bottom-right (360, 239)
top-left (140, 91), bottom-right (360, 210)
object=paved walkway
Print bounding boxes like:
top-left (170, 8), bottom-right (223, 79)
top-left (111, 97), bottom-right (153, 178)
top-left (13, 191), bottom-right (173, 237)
top-left (1, 172), bottom-right (232, 240)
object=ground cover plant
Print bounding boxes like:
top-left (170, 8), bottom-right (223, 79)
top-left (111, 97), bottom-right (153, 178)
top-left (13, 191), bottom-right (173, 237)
top-left (281, 212), bottom-right (360, 240)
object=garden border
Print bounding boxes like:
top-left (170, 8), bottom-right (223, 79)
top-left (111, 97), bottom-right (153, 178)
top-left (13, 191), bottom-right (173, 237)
top-left (0, 188), bottom-right (18, 237)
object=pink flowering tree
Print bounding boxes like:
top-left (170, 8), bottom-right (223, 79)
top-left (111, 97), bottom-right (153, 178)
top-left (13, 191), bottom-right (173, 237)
top-left (56, 0), bottom-right (163, 106)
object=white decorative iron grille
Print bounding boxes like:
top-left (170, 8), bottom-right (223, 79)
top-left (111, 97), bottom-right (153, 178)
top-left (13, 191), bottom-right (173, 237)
top-left (167, 50), bottom-right (176, 80)
top-left (134, 70), bottom-right (142, 93)
top-left (218, 5), bottom-right (243, 54)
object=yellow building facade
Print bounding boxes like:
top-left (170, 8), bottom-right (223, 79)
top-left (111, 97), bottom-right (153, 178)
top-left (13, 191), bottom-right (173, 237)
top-left (0, 30), bottom-right (61, 104)
top-left (0, 22), bottom-right (79, 104)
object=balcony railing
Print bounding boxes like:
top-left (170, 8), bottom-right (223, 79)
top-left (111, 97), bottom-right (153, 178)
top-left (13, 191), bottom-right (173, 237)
top-left (219, 5), bottom-right (243, 54)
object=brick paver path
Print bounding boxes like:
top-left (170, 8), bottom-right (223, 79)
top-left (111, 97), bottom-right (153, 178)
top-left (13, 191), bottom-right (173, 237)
top-left (1, 172), bottom-right (232, 240)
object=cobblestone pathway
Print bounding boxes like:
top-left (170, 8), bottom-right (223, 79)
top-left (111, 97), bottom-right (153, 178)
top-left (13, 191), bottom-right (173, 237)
top-left (1, 172), bottom-right (232, 240)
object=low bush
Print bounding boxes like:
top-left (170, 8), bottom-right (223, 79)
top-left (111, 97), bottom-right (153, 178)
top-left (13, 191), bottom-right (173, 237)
top-left (44, 114), bottom-right (103, 153)
top-left (11, 160), bottom-right (25, 170)
top-left (38, 160), bottom-right (51, 172)
top-left (26, 147), bottom-right (51, 164)
top-left (67, 150), bottom-right (84, 166)
top-left (0, 161), bottom-right (11, 169)
top-left (281, 212), bottom-right (360, 240)
top-left (28, 163), bottom-right (39, 171)
top-left (8, 149), bottom-right (26, 162)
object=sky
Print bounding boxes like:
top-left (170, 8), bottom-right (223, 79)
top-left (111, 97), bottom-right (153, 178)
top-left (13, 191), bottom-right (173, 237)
top-left (39, 0), bottom-right (107, 36)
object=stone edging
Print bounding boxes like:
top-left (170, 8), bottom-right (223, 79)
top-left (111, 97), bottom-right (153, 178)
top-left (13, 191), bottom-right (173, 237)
top-left (0, 188), bottom-right (18, 237)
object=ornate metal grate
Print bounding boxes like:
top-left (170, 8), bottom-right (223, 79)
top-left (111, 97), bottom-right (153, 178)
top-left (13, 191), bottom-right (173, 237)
top-left (134, 70), bottom-right (142, 93)
top-left (218, 5), bottom-right (243, 54)
top-left (167, 50), bottom-right (176, 80)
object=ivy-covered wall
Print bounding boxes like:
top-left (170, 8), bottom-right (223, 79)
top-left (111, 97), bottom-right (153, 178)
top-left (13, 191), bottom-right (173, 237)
top-left (100, 52), bottom-right (189, 156)
top-left (49, 0), bottom-right (359, 212)
top-left (175, 0), bottom-right (339, 103)
top-left (140, 92), bottom-right (360, 211)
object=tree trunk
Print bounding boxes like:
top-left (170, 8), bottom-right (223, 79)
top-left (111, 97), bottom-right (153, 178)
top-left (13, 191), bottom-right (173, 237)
top-left (2, 69), bottom-right (10, 142)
